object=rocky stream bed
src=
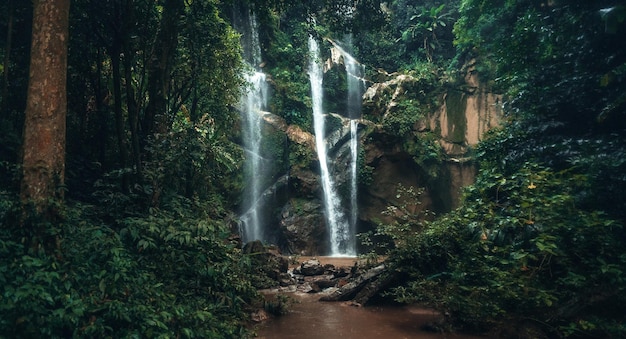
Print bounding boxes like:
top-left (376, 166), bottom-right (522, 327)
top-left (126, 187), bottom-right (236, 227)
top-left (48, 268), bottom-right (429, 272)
top-left (246, 249), bottom-right (483, 339)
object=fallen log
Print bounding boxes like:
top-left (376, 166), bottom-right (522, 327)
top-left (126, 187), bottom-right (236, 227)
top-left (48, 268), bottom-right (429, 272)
top-left (319, 263), bottom-right (386, 302)
top-left (352, 270), bottom-right (397, 306)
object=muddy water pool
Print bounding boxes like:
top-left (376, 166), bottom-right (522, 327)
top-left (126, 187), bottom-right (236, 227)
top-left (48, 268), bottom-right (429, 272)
top-left (255, 257), bottom-right (483, 339)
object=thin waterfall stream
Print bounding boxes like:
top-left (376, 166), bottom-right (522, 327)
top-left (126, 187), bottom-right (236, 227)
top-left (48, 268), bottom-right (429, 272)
top-left (238, 10), bottom-right (270, 244)
top-left (349, 119), bottom-right (358, 246)
top-left (308, 36), bottom-right (353, 256)
top-left (340, 35), bottom-right (366, 255)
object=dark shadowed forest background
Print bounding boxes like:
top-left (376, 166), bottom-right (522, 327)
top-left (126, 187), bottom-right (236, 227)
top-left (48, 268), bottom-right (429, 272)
top-left (1, 0), bottom-right (625, 338)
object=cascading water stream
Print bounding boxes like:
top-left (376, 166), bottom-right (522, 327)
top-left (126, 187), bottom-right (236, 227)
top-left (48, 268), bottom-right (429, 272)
top-left (339, 35), bottom-right (366, 250)
top-left (340, 35), bottom-right (366, 119)
top-left (238, 10), bottom-right (270, 244)
top-left (308, 36), bottom-right (354, 256)
top-left (349, 119), bottom-right (358, 243)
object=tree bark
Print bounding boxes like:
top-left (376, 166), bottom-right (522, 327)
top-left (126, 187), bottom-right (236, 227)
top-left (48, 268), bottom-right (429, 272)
top-left (20, 0), bottom-right (70, 221)
top-left (122, 0), bottom-right (143, 183)
top-left (143, 0), bottom-right (184, 135)
top-left (110, 40), bottom-right (130, 191)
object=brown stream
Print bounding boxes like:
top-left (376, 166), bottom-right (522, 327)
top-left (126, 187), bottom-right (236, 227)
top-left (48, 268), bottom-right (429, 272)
top-left (254, 257), bottom-right (483, 339)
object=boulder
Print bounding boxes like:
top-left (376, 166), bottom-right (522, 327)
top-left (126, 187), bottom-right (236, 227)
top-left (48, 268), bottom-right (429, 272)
top-left (278, 272), bottom-right (296, 287)
top-left (298, 258), bottom-right (325, 276)
top-left (278, 200), bottom-right (329, 255)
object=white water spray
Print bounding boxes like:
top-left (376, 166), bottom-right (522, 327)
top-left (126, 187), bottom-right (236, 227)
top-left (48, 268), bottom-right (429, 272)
top-left (239, 11), bottom-right (270, 243)
top-left (308, 36), bottom-right (354, 256)
top-left (340, 35), bottom-right (365, 249)
top-left (349, 119), bottom-right (359, 245)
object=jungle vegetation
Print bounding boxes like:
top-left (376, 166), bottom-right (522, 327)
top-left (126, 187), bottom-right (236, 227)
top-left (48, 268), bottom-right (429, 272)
top-left (0, 0), bottom-right (624, 337)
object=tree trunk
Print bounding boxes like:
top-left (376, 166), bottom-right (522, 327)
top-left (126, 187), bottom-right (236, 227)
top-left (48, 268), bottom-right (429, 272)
top-left (94, 48), bottom-right (109, 169)
top-left (143, 0), bottom-right (184, 135)
top-left (122, 0), bottom-right (143, 183)
top-left (20, 0), bottom-right (70, 222)
top-left (111, 41), bottom-right (130, 192)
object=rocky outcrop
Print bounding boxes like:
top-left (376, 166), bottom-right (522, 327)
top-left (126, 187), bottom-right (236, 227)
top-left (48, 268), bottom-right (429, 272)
top-left (277, 199), bottom-right (328, 255)
top-left (363, 73), bottom-right (418, 118)
top-left (260, 110), bottom-right (316, 151)
top-left (429, 62), bottom-right (502, 157)
top-left (359, 137), bottom-right (433, 226)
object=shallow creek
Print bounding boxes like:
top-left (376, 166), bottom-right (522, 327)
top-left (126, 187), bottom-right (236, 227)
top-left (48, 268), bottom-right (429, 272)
top-left (254, 257), bottom-right (483, 339)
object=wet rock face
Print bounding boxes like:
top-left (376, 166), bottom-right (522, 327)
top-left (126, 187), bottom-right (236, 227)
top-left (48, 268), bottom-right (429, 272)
top-left (277, 199), bottom-right (329, 256)
top-left (360, 140), bottom-right (432, 225)
top-left (430, 87), bottom-right (501, 157)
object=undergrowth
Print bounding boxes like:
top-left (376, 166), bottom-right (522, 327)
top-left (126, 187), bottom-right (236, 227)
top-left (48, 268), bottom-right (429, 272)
top-left (387, 159), bottom-right (626, 337)
top-left (0, 191), bottom-right (258, 338)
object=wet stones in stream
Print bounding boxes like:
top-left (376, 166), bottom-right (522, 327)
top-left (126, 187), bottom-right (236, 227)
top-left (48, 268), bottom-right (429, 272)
top-left (289, 258), bottom-right (356, 294)
top-left (264, 257), bottom-right (392, 308)
top-left (244, 241), bottom-right (393, 310)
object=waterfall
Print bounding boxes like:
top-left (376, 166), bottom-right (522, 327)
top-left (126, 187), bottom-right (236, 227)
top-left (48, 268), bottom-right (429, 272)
top-left (340, 35), bottom-right (365, 250)
top-left (341, 35), bottom-right (366, 120)
top-left (308, 36), bottom-right (354, 256)
top-left (238, 10), bottom-right (270, 244)
top-left (349, 119), bottom-right (358, 246)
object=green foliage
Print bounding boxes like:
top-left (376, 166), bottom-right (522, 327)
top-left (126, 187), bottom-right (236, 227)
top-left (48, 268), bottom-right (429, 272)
top-left (143, 112), bottom-right (243, 208)
top-left (180, 1), bottom-right (244, 128)
top-left (360, 184), bottom-right (433, 257)
top-left (380, 68), bottom-right (440, 137)
top-left (381, 99), bottom-right (423, 137)
top-left (454, 0), bottom-right (626, 130)
top-left (357, 145), bottom-right (374, 187)
top-left (405, 132), bottom-right (445, 178)
top-left (398, 4), bottom-right (453, 62)
top-left (0, 192), bottom-right (258, 338)
top-left (353, 1), bottom-right (458, 70)
top-left (288, 142), bottom-right (314, 171)
top-left (263, 294), bottom-right (293, 316)
top-left (263, 19), bottom-right (311, 129)
top-left (376, 70), bottom-right (445, 178)
top-left (283, 109), bottom-right (311, 129)
top-left (379, 184), bottom-right (431, 243)
top-left (387, 161), bottom-right (626, 337)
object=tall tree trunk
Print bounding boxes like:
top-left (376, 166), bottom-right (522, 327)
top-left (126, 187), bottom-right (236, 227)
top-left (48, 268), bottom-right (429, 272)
top-left (94, 47), bottom-right (109, 169)
top-left (143, 0), bottom-right (184, 135)
top-left (124, 51), bottom-right (142, 182)
top-left (110, 41), bottom-right (130, 192)
top-left (123, 0), bottom-right (143, 182)
top-left (21, 0), bottom-right (70, 224)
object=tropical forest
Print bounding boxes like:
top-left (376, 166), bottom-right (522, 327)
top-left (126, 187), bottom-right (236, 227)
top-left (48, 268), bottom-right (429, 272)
top-left (1, 0), bottom-right (625, 338)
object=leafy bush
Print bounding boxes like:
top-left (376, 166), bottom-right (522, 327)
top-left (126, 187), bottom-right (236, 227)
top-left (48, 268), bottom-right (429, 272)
top-left (0, 193), bottom-right (258, 338)
top-left (387, 161), bottom-right (626, 337)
